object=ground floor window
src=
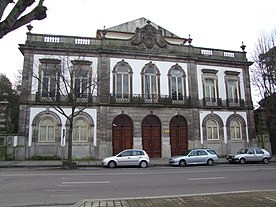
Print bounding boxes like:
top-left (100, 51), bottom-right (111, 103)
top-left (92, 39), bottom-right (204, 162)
top-left (206, 120), bottom-right (219, 140)
top-left (73, 119), bottom-right (88, 142)
top-left (39, 118), bottom-right (55, 142)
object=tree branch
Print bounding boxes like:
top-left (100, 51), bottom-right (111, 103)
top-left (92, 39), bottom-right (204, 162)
top-left (0, 0), bottom-right (47, 39)
top-left (0, 0), bottom-right (14, 20)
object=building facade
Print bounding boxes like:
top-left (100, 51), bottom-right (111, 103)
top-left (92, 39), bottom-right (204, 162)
top-left (17, 18), bottom-right (255, 160)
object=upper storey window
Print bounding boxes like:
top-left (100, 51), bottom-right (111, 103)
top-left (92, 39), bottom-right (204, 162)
top-left (141, 62), bottom-right (160, 101)
top-left (225, 71), bottom-right (241, 107)
top-left (71, 60), bottom-right (92, 99)
top-left (202, 69), bottom-right (219, 106)
top-left (168, 64), bottom-right (186, 101)
top-left (39, 59), bottom-right (61, 99)
top-left (112, 60), bottom-right (132, 99)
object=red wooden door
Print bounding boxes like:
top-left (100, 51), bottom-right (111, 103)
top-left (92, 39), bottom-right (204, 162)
top-left (142, 115), bottom-right (161, 158)
top-left (170, 116), bottom-right (188, 157)
top-left (112, 115), bottom-right (133, 155)
top-left (113, 126), bottom-right (133, 155)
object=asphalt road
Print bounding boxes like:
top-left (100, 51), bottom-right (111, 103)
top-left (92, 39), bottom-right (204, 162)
top-left (1, 164), bottom-right (276, 207)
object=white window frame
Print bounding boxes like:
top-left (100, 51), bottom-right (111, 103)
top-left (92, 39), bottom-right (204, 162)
top-left (206, 120), bottom-right (219, 140)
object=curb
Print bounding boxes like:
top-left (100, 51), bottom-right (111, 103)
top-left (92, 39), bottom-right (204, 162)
top-left (0, 158), bottom-right (274, 168)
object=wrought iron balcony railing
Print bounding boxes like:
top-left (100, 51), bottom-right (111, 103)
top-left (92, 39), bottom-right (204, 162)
top-left (35, 92), bottom-right (93, 103)
top-left (110, 94), bottom-right (191, 106)
top-left (203, 98), bottom-right (222, 107)
top-left (226, 99), bottom-right (245, 107)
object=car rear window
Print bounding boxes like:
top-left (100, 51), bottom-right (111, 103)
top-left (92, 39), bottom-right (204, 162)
top-left (255, 148), bottom-right (264, 154)
top-left (206, 149), bottom-right (217, 155)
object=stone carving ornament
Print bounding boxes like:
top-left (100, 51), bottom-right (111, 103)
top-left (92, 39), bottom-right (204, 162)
top-left (131, 20), bottom-right (167, 49)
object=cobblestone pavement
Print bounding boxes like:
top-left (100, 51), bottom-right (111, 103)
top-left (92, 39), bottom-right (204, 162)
top-left (72, 191), bottom-right (276, 207)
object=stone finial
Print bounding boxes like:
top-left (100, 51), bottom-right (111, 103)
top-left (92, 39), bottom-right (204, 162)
top-left (241, 41), bottom-right (246, 51)
top-left (27, 24), bottom-right (33, 33)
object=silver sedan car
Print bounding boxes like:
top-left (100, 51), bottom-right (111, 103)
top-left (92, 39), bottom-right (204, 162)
top-left (226, 147), bottom-right (272, 164)
top-left (102, 149), bottom-right (150, 168)
top-left (169, 148), bottom-right (219, 167)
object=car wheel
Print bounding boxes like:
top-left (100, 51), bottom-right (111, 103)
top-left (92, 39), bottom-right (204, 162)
top-left (239, 158), bottom-right (246, 164)
top-left (263, 158), bottom-right (269, 164)
top-left (140, 161), bottom-right (148, 168)
top-left (207, 159), bottom-right (214, 166)
top-left (108, 161), bottom-right (116, 168)
top-left (179, 159), bottom-right (186, 167)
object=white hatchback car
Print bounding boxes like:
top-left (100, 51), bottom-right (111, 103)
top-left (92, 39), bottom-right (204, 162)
top-left (102, 149), bottom-right (150, 168)
top-left (226, 147), bottom-right (272, 164)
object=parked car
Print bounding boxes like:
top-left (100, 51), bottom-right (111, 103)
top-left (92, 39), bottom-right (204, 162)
top-left (226, 147), bottom-right (272, 164)
top-left (102, 149), bottom-right (150, 168)
top-left (169, 148), bottom-right (219, 167)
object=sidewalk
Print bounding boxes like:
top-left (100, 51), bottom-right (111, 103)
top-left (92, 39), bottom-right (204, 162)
top-left (73, 191), bottom-right (276, 207)
top-left (0, 157), bottom-right (275, 168)
top-left (0, 158), bottom-right (167, 168)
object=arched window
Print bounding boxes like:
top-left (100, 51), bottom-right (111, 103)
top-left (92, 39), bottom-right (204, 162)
top-left (141, 62), bottom-right (160, 101)
top-left (39, 118), bottom-right (55, 142)
top-left (73, 118), bottom-right (88, 142)
top-left (113, 60), bottom-right (132, 99)
top-left (169, 65), bottom-right (185, 101)
top-left (230, 120), bottom-right (242, 139)
top-left (206, 120), bottom-right (219, 140)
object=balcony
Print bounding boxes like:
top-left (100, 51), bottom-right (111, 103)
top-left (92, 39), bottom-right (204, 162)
top-left (203, 98), bottom-right (222, 107)
top-left (110, 94), bottom-right (191, 107)
top-left (35, 92), bottom-right (94, 104)
top-left (226, 99), bottom-right (245, 108)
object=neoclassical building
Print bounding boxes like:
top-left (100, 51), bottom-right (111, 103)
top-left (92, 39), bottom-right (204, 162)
top-left (17, 17), bottom-right (255, 160)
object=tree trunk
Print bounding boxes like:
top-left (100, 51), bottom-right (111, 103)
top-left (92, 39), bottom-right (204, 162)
top-left (62, 115), bottom-right (76, 169)
top-left (68, 118), bottom-right (73, 164)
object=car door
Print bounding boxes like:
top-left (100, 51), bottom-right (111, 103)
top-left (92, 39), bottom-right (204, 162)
top-left (116, 150), bottom-right (132, 166)
top-left (131, 150), bottom-right (142, 166)
top-left (197, 150), bottom-right (208, 164)
top-left (254, 148), bottom-right (265, 162)
top-left (186, 150), bottom-right (199, 164)
top-left (245, 148), bottom-right (256, 162)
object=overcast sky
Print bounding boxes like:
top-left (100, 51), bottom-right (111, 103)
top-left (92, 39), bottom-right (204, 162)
top-left (0, 0), bottom-right (276, 103)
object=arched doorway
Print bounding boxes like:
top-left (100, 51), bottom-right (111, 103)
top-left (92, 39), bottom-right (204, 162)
top-left (112, 114), bottom-right (133, 155)
top-left (142, 114), bottom-right (161, 158)
top-left (170, 115), bottom-right (188, 156)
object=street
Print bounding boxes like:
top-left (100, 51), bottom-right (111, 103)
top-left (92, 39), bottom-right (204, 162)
top-left (0, 164), bottom-right (276, 207)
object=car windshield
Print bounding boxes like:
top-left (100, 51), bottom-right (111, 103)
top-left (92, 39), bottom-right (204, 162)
top-left (238, 148), bottom-right (248, 154)
top-left (182, 150), bottom-right (192, 156)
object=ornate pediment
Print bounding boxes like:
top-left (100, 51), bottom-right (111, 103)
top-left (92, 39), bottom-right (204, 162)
top-left (131, 20), bottom-right (167, 49)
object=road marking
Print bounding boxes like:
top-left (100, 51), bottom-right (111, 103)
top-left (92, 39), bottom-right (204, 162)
top-left (265, 196), bottom-right (276, 202)
top-left (44, 189), bottom-right (78, 192)
top-left (188, 177), bottom-right (226, 181)
top-left (61, 181), bottom-right (110, 184)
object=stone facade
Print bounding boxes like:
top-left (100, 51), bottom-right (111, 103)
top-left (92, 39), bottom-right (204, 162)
top-left (16, 17), bottom-right (255, 160)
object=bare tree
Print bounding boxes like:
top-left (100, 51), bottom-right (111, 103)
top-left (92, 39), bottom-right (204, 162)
top-left (30, 56), bottom-right (100, 168)
top-left (0, 0), bottom-right (47, 39)
top-left (251, 30), bottom-right (276, 108)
